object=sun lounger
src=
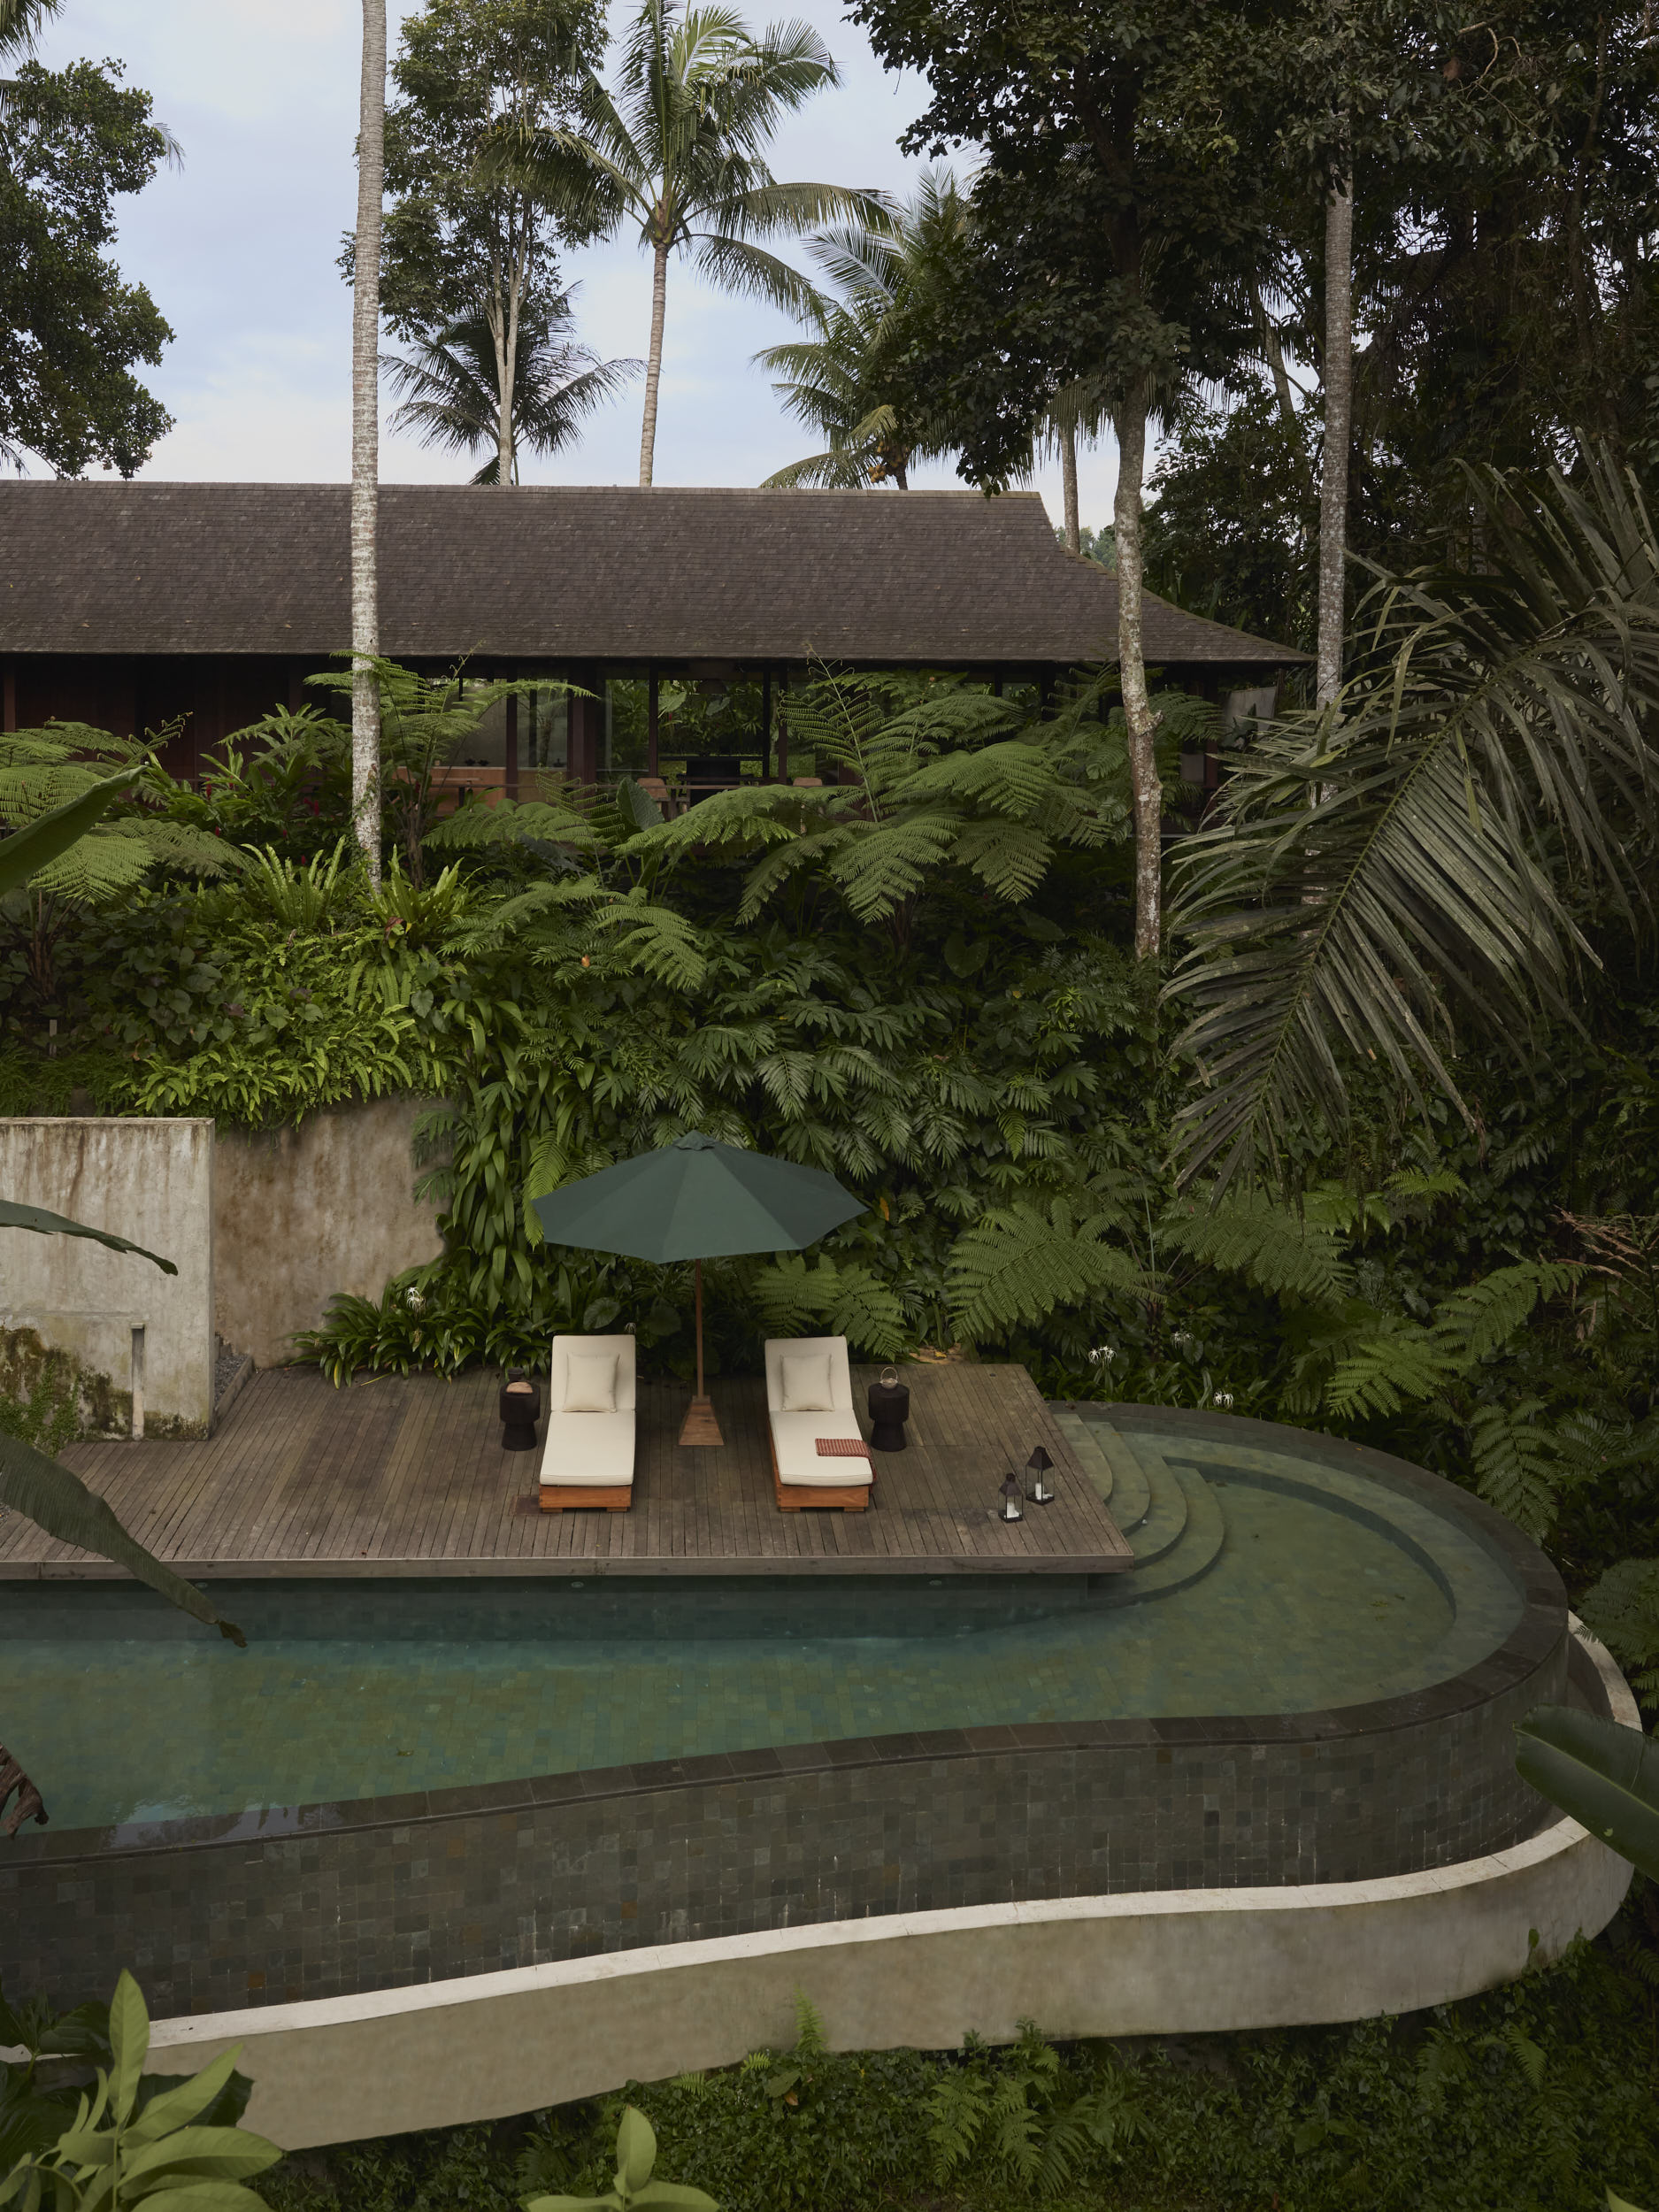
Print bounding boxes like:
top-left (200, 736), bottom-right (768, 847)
top-left (764, 1335), bottom-right (872, 1512)
top-left (538, 1333), bottom-right (637, 1510)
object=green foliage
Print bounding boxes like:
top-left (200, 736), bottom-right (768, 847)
top-left (520, 2107), bottom-right (715, 2212)
top-left (1517, 1705), bottom-right (1659, 1881)
top-left (0, 58), bottom-right (173, 476)
top-left (0, 1971), bottom-right (279, 2212)
top-left (1168, 455), bottom-right (1659, 1190)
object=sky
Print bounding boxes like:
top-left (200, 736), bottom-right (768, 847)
top-left (29, 0), bottom-right (1120, 530)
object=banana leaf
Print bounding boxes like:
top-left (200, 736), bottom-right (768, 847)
top-left (0, 1199), bottom-right (176, 1274)
top-left (1515, 1704), bottom-right (1659, 1877)
top-left (0, 1432), bottom-right (243, 1646)
top-left (0, 768), bottom-right (142, 897)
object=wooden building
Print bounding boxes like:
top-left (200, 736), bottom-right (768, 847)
top-left (1, 481), bottom-right (1302, 789)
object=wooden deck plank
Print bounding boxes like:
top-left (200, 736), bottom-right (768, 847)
top-left (7, 1359), bottom-right (1131, 1578)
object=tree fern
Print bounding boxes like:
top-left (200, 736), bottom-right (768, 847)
top-left (1161, 1190), bottom-right (1351, 1303)
top-left (1468, 1399), bottom-right (1562, 1540)
top-left (1579, 1555), bottom-right (1659, 1701)
top-left (947, 1198), bottom-right (1141, 1342)
top-left (749, 1252), bottom-right (907, 1356)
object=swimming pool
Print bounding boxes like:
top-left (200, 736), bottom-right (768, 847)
top-left (4, 1424), bottom-right (1525, 1832)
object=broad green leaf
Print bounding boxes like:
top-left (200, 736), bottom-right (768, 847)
top-left (108, 1972), bottom-right (150, 2125)
top-left (129, 2185), bottom-right (280, 2212)
top-left (0, 1199), bottom-right (177, 1275)
top-left (616, 2108), bottom-right (656, 2195)
top-left (0, 1434), bottom-right (245, 1647)
top-left (521, 2195), bottom-right (618, 2212)
top-left (629, 2185), bottom-right (719, 2212)
top-left (1515, 1705), bottom-right (1659, 1876)
top-left (1608, 2192), bottom-right (1649, 2211)
top-left (122, 2125), bottom-right (281, 2185)
top-left (127, 2055), bottom-right (248, 2147)
top-left (0, 766), bottom-right (142, 896)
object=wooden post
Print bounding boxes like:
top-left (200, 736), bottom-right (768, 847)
top-left (678, 1256), bottom-right (725, 1448)
top-left (648, 666), bottom-right (659, 777)
top-left (761, 665), bottom-right (772, 779)
top-left (504, 692), bottom-right (519, 800)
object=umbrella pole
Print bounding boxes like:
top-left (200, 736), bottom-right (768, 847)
top-left (679, 1256), bottom-right (724, 1448)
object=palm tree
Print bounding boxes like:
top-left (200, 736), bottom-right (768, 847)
top-left (384, 290), bottom-right (638, 482)
top-left (757, 167), bottom-right (964, 490)
top-left (495, 0), bottom-right (885, 485)
top-left (351, 0), bottom-right (387, 889)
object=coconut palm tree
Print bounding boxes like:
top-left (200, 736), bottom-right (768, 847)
top-left (384, 290), bottom-right (638, 482)
top-left (351, 0), bottom-right (387, 888)
top-left (757, 167), bottom-right (964, 491)
top-left (494, 0), bottom-right (885, 485)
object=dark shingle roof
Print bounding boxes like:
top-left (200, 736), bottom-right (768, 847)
top-left (1, 481), bottom-right (1302, 668)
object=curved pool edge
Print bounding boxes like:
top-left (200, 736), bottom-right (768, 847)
top-left (140, 1618), bottom-right (1635, 2154)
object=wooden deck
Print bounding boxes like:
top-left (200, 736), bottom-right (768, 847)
top-left (0, 1361), bottom-right (1132, 1579)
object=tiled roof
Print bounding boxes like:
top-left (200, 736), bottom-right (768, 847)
top-left (1, 481), bottom-right (1303, 668)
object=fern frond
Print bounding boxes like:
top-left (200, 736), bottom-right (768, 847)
top-left (947, 1199), bottom-right (1142, 1342)
top-left (749, 1254), bottom-right (908, 1357)
top-left (1435, 1261), bottom-right (1579, 1357)
top-left (1579, 1556), bottom-right (1659, 1679)
top-left (1320, 1321), bottom-right (1454, 1419)
top-left (1162, 1191), bottom-right (1351, 1302)
top-left (1469, 1399), bottom-right (1560, 1538)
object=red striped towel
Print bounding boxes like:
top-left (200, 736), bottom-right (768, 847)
top-left (816, 1436), bottom-right (873, 1458)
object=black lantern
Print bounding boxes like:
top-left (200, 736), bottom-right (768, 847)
top-left (1024, 1447), bottom-right (1056, 1504)
top-left (499, 1371), bottom-right (542, 1452)
top-left (997, 1471), bottom-right (1024, 1523)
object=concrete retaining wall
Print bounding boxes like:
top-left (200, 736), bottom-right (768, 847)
top-left (214, 1097), bottom-right (443, 1367)
top-left (0, 1118), bottom-right (213, 1437)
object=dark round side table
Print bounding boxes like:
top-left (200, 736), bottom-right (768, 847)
top-left (500, 1373), bottom-right (542, 1452)
top-left (867, 1377), bottom-right (910, 1453)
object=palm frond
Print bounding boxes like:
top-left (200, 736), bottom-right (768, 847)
top-left (0, 1432), bottom-right (244, 1644)
top-left (1168, 452), bottom-right (1659, 1191)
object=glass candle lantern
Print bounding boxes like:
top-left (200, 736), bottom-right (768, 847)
top-left (997, 1472), bottom-right (1024, 1523)
top-left (1025, 1447), bottom-right (1056, 1504)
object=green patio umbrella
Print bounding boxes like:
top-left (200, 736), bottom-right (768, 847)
top-left (531, 1133), bottom-right (864, 1447)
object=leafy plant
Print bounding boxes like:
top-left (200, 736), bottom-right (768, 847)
top-left (1168, 452), bottom-right (1659, 1190)
top-left (0, 1970), bottom-right (279, 2212)
top-left (520, 2107), bottom-right (714, 2212)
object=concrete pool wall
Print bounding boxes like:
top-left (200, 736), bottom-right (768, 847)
top-left (2, 1431), bottom-right (1568, 2019)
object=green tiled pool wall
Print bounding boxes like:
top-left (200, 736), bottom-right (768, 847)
top-left (0, 1575), bottom-right (1108, 1646)
top-left (2, 1620), bottom-right (1568, 2018)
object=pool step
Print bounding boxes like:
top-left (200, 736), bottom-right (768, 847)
top-left (1053, 1403), bottom-right (1229, 1603)
top-left (1070, 1415), bottom-right (1152, 1532)
top-left (1051, 1409), bottom-right (1117, 1505)
top-left (1110, 1463), bottom-right (1227, 1601)
top-left (1120, 1442), bottom-right (1190, 1564)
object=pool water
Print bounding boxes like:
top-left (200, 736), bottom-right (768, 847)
top-left (3, 1451), bottom-right (1523, 1833)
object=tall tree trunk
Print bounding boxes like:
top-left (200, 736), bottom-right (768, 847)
top-left (350, 0), bottom-right (386, 887)
top-left (1113, 384), bottom-right (1161, 960)
top-left (1316, 164), bottom-right (1353, 711)
top-left (638, 235), bottom-right (669, 487)
top-left (1062, 417), bottom-right (1080, 553)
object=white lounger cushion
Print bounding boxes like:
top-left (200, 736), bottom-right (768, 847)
top-left (764, 1335), bottom-right (870, 1488)
top-left (541, 1333), bottom-right (637, 1489)
top-left (769, 1409), bottom-right (871, 1487)
top-left (540, 1409), bottom-right (636, 1488)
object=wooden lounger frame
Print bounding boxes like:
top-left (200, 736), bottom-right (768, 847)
top-left (539, 1485), bottom-right (633, 1512)
top-left (769, 1433), bottom-right (872, 1512)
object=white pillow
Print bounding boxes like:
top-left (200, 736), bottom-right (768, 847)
top-left (780, 1351), bottom-right (834, 1412)
top-left (564, 1351), bottom-right (618, 1414)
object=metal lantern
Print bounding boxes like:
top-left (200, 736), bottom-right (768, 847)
top-left (1025, 1446), bottom-right (1056, 1504)
top-left (879, 1364), bottom-right (899, 1390)
top-left (997, 1472), bottom-right (1025, 1523)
